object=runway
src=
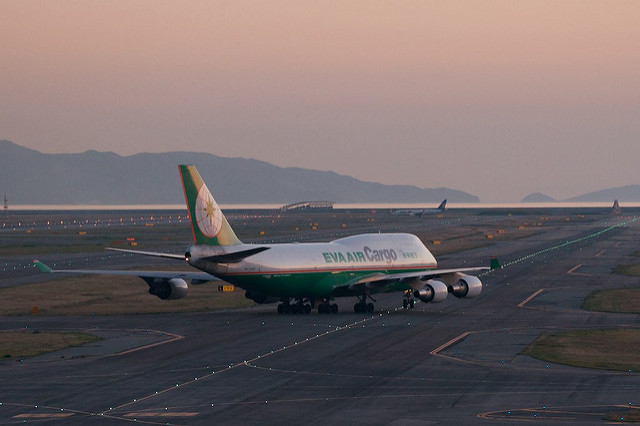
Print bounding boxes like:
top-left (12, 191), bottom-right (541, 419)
top-left (1, 212), bottom-right (639, 424)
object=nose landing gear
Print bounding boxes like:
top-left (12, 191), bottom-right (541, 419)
top-left (402, 290), bottom-right (416, 309)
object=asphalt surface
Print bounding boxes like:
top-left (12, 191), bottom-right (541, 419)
top-left (1, 212), bottom-right (639, 424)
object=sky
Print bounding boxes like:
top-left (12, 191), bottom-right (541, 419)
top-left (2, 1), bottom-right (639, 202)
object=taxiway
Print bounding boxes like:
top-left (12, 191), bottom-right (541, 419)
top-left (1, 210), bottom-right (639, 424)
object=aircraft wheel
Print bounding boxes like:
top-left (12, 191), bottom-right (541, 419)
top-left (367, 303), bottom-right (374, 313)
top-left (409, 299), bottom-right (415, 309)
top-left (305, 304), bottom-right (312, 314)
top-left (277, 304), bottom-right (284, 314)
top-left (331, 303), bottom-right (338, 314)
top-left (402, 299), bottom-right (408, 309)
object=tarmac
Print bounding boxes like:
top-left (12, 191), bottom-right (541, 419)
top-left (1, 210), bottom-right (639, 424)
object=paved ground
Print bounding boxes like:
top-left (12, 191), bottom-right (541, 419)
top-left (1, 210), bottom-right (639, 424)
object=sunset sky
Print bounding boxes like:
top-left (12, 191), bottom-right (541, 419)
top-left (2, 1), bottom-right (639, 202)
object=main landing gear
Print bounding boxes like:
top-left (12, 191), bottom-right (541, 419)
top-left (353, 294), bottom-right (375, 313)
top-left (402, 290), bottom-right (416, 310)
top-left (277, 297), bottom-right (338, 314)
top-left (277, 297), bottom-right (312, 315)
top-left (318, 298), bottom-right (338, 314)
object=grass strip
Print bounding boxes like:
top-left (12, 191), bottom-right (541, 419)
top-left (522, 328), bottom-right (640, 372)
top-left (583, 288), bottom-right (640, 314)
top-left (1, 330), bottom-right (101, 359)
top-left (0, 274), bottom-right (253, 316)
top-left (614, 264), bottom-right (640, 277)
top-left (604, 409), bottom-right (640, 422)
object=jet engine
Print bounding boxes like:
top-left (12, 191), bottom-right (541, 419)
top-left (448, 274), bottom-right (482, 298)
top-left (148, 278), bottom-right (189, 300)
top-left (414, 280), bottom-right (448, 303)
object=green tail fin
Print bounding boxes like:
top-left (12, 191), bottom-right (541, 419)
top-left (178, 165), bottom-right (242, 246)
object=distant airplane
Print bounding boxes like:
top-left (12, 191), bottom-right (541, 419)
top-left (393, 199), bottom-right (447, 217)
top-left (611, 199), bottom-right (621, 215)
top-left (35, 167), bottom-right (493, 314)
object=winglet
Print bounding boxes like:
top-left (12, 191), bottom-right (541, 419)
top-left (33, 260), bottom-right (53, 273)
top-left (490, 257), bottom-right (501, 270)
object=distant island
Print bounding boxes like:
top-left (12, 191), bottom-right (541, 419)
top-left (566, 185), bottom-right (640, 202)
top-left (521, 187), bottom-right (640, 203)
top-left (0, 140), bottom-right (479, 205)
top-left (521, 192), bottom-right (556, 203)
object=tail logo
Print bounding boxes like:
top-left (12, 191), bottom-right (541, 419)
top-left (195, 183), bottom-right (223, 238)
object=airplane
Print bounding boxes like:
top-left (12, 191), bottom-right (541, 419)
top-left (35, 166), bottom-right (495, 314)
top-left (611, 199), bottom-right (621, 215)
top-left (392, 199), bottom-right (447, 217)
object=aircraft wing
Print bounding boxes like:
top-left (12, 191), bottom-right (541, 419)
top-left (376, 266), bottom-right (490, 282)
top-left (342, 266), bottom-right (491, 293)
top-left (106, 247), bottom-right (186, 260)
top-left (33, 260), bottom-right (221, 283)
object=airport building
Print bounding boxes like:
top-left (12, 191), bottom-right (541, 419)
top-left (280, 201), bottom-right (334, 211)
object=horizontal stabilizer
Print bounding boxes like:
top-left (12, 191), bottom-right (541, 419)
top-left (202, 246), bottom-right (270, 263)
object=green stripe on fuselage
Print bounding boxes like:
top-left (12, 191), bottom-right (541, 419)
top-left (217, 267), bottom-right (432, 299)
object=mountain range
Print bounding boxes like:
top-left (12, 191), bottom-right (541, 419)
top-left (4, 140), bottom-right (638, 205)
top-left (522, 186), bottom-right (640, 203)
top-left (0, 140), bottom-right (478, 205)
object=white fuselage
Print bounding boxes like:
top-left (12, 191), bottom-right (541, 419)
top-left (187, 233), bottom-right (437, 298)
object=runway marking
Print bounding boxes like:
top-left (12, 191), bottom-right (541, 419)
top-left (100, 313), bottom-right (383, 417)
top-left (567, 264), bottom-right (582, 274)
top-left (13, 413), bottom-right (75, 418)
top-left (478, 404), bottom-right (640, 421)
top-left (595, 250), bottom-right (606, 257)
top-left (518, 289), bottom-right (545, 308)
top-left (185, 388), bottom-right (637, 408)
top-left (430, 332), bottom-right (470, 356)
top-left (566, 264), bottom-right (592, 276)
top-left (107, 329), bottom-right (184, 357)
top-left (1, 327), bottom-right (185, 360)
top-left (124, 412), bottom-right (198, 417)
